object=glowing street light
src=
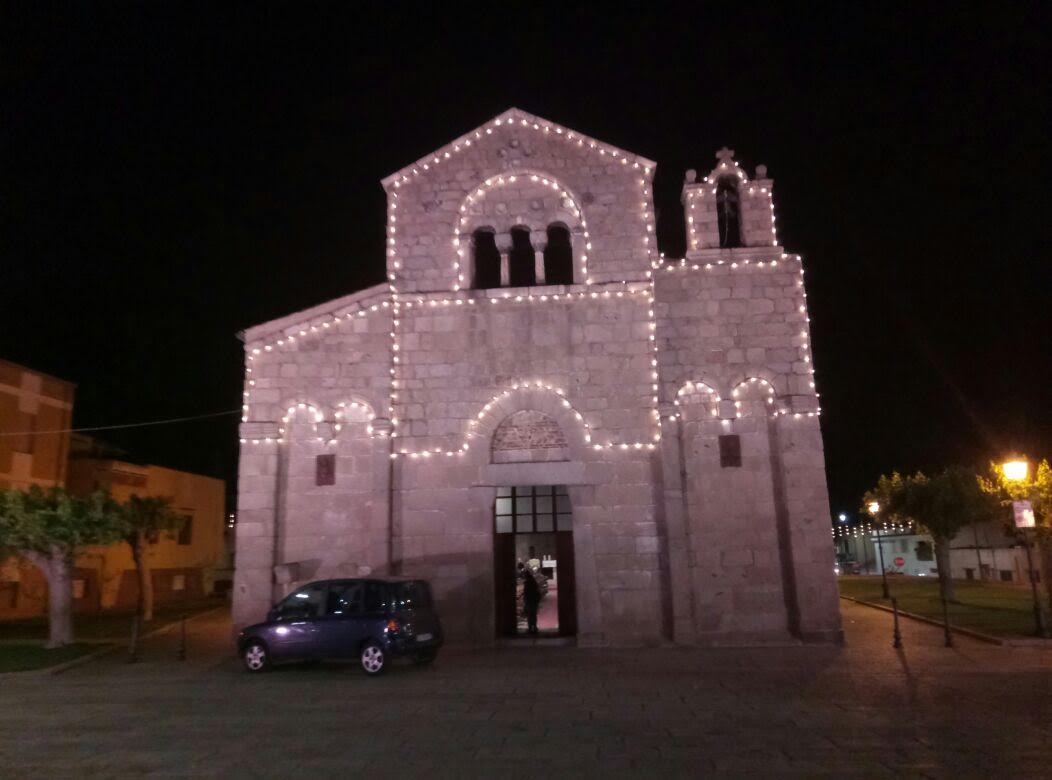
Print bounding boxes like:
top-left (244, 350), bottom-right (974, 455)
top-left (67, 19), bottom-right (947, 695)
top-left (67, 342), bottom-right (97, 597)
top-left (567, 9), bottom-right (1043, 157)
top-left (1001, 457), bottom-right (1048, 637)
top-left (1002, 460), bottom-right (1029, 482)
top-left (868, 500), bottom-right (890, 598)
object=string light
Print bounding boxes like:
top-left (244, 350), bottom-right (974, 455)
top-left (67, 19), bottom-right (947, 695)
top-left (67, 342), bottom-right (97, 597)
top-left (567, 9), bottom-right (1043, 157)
top-left (241, 117), bottom-right (819, 461)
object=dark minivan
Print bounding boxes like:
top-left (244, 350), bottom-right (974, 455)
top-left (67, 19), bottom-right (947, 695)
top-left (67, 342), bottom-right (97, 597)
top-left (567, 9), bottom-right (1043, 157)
top-left (237, 578), bottom-right (443, 675)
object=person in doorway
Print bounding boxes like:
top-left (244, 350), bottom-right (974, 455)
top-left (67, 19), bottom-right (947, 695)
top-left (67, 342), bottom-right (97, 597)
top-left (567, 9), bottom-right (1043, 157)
top-left (521, 562), bottom-right (541, 635)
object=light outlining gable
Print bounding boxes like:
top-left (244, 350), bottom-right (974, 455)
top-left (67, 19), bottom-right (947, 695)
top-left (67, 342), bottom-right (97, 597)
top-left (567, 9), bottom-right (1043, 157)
top-left (380, 107), bottom-right (656, 192)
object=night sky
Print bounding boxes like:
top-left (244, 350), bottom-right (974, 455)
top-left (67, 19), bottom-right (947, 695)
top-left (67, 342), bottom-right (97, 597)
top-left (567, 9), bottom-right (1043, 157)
top-left (3, 4), bottom-right (1049, 518)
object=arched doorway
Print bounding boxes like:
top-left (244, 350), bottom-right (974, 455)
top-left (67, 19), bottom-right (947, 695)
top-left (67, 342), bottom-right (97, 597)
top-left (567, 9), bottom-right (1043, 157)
top-left (493, 484), bottom-right (577, 638)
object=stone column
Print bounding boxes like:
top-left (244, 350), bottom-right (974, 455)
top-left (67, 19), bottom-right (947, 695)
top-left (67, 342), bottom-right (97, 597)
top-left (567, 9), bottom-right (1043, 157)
top-left (495, 233), bottom-right (511, 287)
top-left (533, 240), bottom-right (547, 286)
top-left (656, 404), bottom-right (695, 643)
top-left (570, 227), bottom-right (586, 284)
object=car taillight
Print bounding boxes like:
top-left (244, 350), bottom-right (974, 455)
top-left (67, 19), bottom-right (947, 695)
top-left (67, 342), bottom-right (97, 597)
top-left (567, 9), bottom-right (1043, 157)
top-left (386, 618), bottom-right (399, 634)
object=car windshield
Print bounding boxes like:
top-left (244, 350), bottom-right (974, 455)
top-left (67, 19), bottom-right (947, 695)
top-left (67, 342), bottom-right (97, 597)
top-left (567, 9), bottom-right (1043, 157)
top-left (392, 581), bottom-right (432, 610)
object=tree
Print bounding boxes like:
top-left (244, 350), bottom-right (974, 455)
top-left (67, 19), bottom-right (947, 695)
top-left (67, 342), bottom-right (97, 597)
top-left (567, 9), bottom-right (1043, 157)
top-left (864, 467), bottom-right (999, 602)
top-left (0, 486), bottom-right (123, 648)
top-left (980, 458), bottom-right (1052, 609)
top-left (120, 495), bottom-right (182, 622)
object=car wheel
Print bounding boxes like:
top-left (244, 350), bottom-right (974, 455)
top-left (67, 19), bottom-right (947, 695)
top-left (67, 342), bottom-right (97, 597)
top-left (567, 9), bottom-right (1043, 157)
top-left (360, 641), bottom-right (386, 676)
top-left (412, 649), bottom-right (437, 666)
top-left (243, 641), bottom-right (270, 673)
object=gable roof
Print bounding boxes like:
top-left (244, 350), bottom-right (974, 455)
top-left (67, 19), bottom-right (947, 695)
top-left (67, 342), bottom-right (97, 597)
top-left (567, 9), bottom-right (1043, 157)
top-left (380, 107), bottom-right (656, 190)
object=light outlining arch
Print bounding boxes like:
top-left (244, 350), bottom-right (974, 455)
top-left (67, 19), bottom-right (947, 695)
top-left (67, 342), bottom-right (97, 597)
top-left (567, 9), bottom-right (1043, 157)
top-left (472, 383), bottom-right (591, 457)
top-left (730, 377), bottom-right (778, 418)
top-left (332, 399), bottom-right (381, 443)
top-left (278, 401), bottom-right (327, 442)
top-left (453, 170), bottom-right (591, 291)
top-left (673, 380), bottom-right (722, 419)
top-left (388, 380), bottom-right (659, 460)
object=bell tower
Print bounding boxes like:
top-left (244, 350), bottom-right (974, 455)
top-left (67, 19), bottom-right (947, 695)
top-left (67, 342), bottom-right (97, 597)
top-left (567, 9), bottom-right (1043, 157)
top-left (681, 148), bottom-right (778, 255)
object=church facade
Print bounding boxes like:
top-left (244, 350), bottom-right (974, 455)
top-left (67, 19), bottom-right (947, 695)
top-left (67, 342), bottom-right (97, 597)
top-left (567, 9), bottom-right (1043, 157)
top-left (232, 108), bottom-right (842, 646)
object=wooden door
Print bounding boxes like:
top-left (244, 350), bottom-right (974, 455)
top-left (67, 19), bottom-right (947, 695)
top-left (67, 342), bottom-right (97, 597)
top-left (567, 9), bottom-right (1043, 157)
top-left (494, 533), bottom-right (517, 638)
top-left (555, 530), bottom-right (577, 636)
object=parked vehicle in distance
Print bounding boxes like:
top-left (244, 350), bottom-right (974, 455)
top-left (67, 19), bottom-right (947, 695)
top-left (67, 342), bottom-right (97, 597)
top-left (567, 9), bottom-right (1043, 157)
top-left (237, 578), bottom-right (443, 675)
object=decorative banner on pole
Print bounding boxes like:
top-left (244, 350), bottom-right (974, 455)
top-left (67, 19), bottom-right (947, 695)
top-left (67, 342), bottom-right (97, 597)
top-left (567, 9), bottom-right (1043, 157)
top-left (1013, 500), bottom-right (1035, 528)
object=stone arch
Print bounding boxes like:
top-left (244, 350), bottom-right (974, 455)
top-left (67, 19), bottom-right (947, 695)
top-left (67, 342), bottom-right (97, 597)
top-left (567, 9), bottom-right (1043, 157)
top-left (674, 380), bottom-right (721, 420)
top-left (278, 401), bottom-right (328, 441)
top-left (491, 410), bottom-right (569, 463)
top-left (466, 383), bottom-right (592, 463)
top-left (730, 376), bottom-right (779, 418)
top-left (543, 223), bottom-right (574, 285)
top-left (333, 398), bottom-right (379, 441)
top-left (453, 170), bottom-right (589, 290)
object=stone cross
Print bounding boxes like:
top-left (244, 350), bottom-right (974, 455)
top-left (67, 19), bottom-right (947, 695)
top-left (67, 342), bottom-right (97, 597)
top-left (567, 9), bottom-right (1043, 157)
top-left (715, 147), bottom-right (735, 164)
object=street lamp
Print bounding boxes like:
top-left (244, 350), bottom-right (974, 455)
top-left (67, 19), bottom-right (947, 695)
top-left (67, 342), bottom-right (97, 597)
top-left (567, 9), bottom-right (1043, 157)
top-left (1002, 459), bottom-right (1029, 482)
top-left (868, 501), bottom-right (890, 599)
top-left (1002, 458), bottom-right (1049, 638)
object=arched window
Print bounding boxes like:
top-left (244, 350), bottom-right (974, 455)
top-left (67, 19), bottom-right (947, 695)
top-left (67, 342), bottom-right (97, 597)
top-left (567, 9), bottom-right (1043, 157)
top-left (544, 225), bottom-right (574, 286)
top-left (473, 229), bottom-right (501, 289)
top-left (716, 176), bottom-right (743, 248)
top-left (508, 226), bottom-right (535, 287)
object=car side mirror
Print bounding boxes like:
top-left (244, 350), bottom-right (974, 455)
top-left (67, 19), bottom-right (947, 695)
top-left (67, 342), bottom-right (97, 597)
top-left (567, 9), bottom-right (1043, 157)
top-left (266, 608), bottom-right (278, 622)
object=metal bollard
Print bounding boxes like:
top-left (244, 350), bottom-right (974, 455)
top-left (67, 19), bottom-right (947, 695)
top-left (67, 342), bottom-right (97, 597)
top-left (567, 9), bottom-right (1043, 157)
top-left (891, 597), bottom-right (902, 649)
top-left (941, 597), bottom-right (954, 648)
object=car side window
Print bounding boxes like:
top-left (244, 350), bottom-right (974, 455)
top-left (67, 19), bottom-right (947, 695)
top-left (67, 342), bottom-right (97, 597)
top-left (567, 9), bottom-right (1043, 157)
top-left (363, 582), bottom-right (387, 613)
top-left (277, 583), bottom-right (327, 619)
top-left (327, 582), bottom-right (363, 616)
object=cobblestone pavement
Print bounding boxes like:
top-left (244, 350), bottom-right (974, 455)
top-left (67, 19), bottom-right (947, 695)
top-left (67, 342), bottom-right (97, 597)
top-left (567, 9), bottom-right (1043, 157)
top-left (0, 601), bottom-right (1049, 778)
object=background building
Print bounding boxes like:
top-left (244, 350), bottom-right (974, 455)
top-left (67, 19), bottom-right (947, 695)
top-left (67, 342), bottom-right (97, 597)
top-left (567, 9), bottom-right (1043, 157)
top-left (0, 358), bottom-right (74, 490)
top-left (0, 368), bottom-right (227, 619)
top-left (834, 521), bottom-right (1043, 584)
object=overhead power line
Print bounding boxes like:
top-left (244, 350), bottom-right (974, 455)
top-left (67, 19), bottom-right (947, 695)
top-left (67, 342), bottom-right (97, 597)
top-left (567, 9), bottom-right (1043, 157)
top-left (0, 409), bottom-right (241, 438)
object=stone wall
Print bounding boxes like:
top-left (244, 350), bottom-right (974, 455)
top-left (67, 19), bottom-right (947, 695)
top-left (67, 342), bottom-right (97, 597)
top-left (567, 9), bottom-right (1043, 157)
top-left (653, 253), bottom-right (841, 643)
top-left (383, 108), bottom-right (657, 290)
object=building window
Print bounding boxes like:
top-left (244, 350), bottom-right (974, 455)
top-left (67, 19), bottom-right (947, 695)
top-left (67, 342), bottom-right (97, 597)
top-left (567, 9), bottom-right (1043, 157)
top-left (473, 229), bottom-right (501, 289)
top-left (915, 541), bottom-right (933, 561)
top-left (316, 453), bottom-right (336, 486)
top-left (495, 485), bottom-right (572, 533)
top-left (73, 579), bottom-right (86, 599)
top-left (508, 227), bottom-right (535, 287)
top-left (177, 516), bottom-right (193, 546)
top-left (964, 568), bottom-right (975, 581)
top-left (716, 176), bottom-right (743, 248)
top-left (172, 574), bottom-right (186, 591)
top-left (544, 225), bottom-right (574, 285)
top-left (999, 570), bottom-right (1013, 582)
top-left (718, 435), bottom-right (742, 468)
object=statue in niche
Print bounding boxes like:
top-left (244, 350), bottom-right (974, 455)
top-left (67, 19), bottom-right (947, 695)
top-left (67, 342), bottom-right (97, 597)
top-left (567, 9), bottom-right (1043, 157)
top-left (716, 176), bottom-right (742, 248)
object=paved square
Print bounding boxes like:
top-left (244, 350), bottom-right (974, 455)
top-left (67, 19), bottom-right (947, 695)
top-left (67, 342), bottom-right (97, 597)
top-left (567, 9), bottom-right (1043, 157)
top-left (1, 601), bottom-right (1049, 777)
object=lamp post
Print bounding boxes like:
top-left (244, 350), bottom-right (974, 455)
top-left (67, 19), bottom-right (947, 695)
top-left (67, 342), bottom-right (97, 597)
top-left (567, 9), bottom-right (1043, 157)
top-left (869, 501), bottom-right (890, 599)
top-left (1002, 459), bottom-right (1049, 639)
